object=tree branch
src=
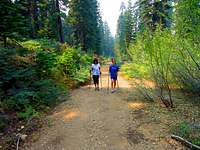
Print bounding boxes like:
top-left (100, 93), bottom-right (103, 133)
top-left (171, 134), bottom-right (200, 150)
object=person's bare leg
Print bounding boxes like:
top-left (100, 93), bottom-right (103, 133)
top-left (97, 83), bottom-right (99, 90)
top-left (111, 80), bottom-right (114, 89)
top-left (111, 79), bottom-right (115, 93)
top-left (114, 80), bottom-right (116, 89)
top-left (98, 77), bottom-right (100, 90)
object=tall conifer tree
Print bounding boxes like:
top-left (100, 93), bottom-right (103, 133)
top-left (68, 0), bottom-right (100, 52)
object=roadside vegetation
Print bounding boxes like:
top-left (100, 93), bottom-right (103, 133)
top-left (116, 0), bottom-right (200, 147)
top-left (0, 39), bottom-right (93, 149)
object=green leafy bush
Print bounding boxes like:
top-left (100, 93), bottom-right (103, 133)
top-left (193, 138), bottom-right (200, 146)
top-left (124, 0), bottom-right (200, 95)
top-left (56, 46), bottom-right (92, 84)
top-left (175, 122), bottom-right (190, 137)
top-left (35, 50), bottom-right (57, 78)
top-left (80, 54), bottom-right (92, 66)
top-left (0, 43), bottom-right (65, 116)
top-left (73, 67), bottom-right (90, 83)
top-left (74, 53), bottom-right (92, 83)
top-left (17, 106), bottom-right (39, 120)
top-left (56, 47), bottom-right (80, 77)
top-left (20, 38), bottom-right (58, 52)
top-left (124, 27), bottom-right (200, 94)
top-left (0, 39), bottom-right (92, 126)
top-left (32, 79), bottom-right (65, 107)
top-left (173, 122), bottom-right (200, 146)
top-left (121, 63), bottom-right (150, 79)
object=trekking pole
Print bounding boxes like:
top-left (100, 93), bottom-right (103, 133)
top-left (89, 71), bottom-right (92, 89)
top-left (107, 72), bottom-right (110, 93)
top-left (100, 73), bottom-right (103, 90)
top-left (117, 78), bottom-right (120, 90)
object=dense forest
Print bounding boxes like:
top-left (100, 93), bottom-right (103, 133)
top-left (0, 0), bottom-right (200, 149)
top-left (0, 0), bottom-right (115, 55)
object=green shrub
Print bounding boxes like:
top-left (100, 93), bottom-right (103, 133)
top-left (56, 47), bottom-right (80, 77)
top-left (73, 67), bottom-right (90, 83)
top-left (14, 90), bottom-right (38, 109)
top-left (20, 38), bottom-right (58, 52)
top-left (0, 115), bottom-right (10, 130)
top-left (126, 27), bottom-right (200, 94)
top-left (80, 54), bottom-right (93, 66)
top-left (192, 138), bottom-right (200, 146)
top-left (173, 122), bottom-right (200, 146)
top-left (17, 106), bottom-right (39, 120)
top-left (121, 63), bottom-right (150, 79)
top-left (174, 122), bottom-right (190, 137)
top-left (1, 97), bottom-right (16, 109)
top-left (35, 50), bottom-right (57, 78)
top-left (0, 44), bottom-right (66, 114)
top-left (74, 53), bottom-right (92, 83)
top-left (0, 39), bottom-right (92, 124)
top-left (32, 79), bottom-right (65, 107)
top-left (20, 40), bottom-right (42, 51)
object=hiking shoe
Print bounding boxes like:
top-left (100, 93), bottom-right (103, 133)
top-left (111, 89), bottom-right (118, 93)
top-left (111, 89), bottom-right (115, 93)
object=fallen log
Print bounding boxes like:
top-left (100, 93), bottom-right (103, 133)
top-left (171, 134), bottom-right (200, 150)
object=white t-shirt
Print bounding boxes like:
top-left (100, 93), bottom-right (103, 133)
top-left (92, 63), bottom-right (100, 75)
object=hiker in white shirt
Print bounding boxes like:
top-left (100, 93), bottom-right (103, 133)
top-left (91, 58), bottom-right (101, 91)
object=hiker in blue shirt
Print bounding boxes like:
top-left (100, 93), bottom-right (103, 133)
top-left (109, 58), bottom-right (120, 93)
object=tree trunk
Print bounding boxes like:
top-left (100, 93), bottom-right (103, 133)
top-left (29, 0), bottom-right (36, 38)
top-left (33, 0), bottom-right (39, 32)
top-left (55, 0), bottom-right (64, 43)
top-left (3, 35), bottom-right (7, 47)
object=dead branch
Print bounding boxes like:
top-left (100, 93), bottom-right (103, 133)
top-left (171, 134), bottom-right (200, 150)
top-left (16, 133), bottom-right (27, 150)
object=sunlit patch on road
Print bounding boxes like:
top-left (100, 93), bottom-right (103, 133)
top-left (128, 102), bottom-right (144, 109)
top-left (53, 109), bottom-right (80, 120)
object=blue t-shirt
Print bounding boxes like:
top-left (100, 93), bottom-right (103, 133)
top-left (109, 64), bottom-right (119, 78)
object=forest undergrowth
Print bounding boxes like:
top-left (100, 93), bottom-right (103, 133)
top-left (0, 38), bottom-right (93, 149)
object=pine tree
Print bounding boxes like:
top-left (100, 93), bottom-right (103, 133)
top-left (137, 0), bottom-right (173, 31)
top-left (175, 0), bottom-right (199, 40)
top-left (124, 0), bottom-right (135, 47)
top-left (101, 22), bottom-right (114, 57)
top-left (53, 0), bottom-right (64, 43)
top-left (14, 0), bottom-right (66, 42)
top-left (37, 0), bottom-right (54, 38)
top-left (68, 0), bottom-right (101, 52)
top-left (0, 0), bottom-right (25, 47)
top-left (116, 3), bottom-right (126, 56)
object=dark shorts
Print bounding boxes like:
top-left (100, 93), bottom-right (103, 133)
top-left (93, 75), bottom-right (99, 84)
top-left (111, 76), bottom-right (117, 80)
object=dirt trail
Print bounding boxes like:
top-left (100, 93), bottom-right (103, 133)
top-left (24, 66), bottom-right (185, 150)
